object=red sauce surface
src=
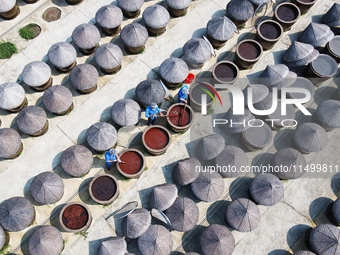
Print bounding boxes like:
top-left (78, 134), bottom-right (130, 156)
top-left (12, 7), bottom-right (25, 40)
top-left (259, 23), bottom-right (281, 39)
top-left (214, 63), bottom-right (237, 81)
top-left (144, 128), bottom-right (169, 150)
top-left (277, 5), bottom-right (299, 21)
top-left (91, 176), bottom-right (116, 201)
top-left (62, 204), bottom-right (88, 230)
top-left (238, 42), bottom-right (261, 60)
top-left (169, 105), bottom-right (191, 127)
top-left (119, 151), bottom-right (143, 174)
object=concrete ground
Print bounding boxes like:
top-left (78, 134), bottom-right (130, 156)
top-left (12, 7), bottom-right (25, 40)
top-left (0, 0), bottom-right (339, 254)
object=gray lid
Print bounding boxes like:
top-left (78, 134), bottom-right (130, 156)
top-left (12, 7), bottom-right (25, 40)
top-left (117, 0), bottom-right (144, 12)
top-left (30, 172), bottom-right (64, 205)
top-left (0, 196), bottom-right (35, 232)
top-left (299, 23), bottom-right (334, 47)
top-left (0, 225), bottom-right (5, 250)
top-left (143, 5), bottom-right (170, 29)
top-left (195, 133), bottom-right (225, 161)
top-left (0, 128), bottom-right (21, 159)
top-left (110, 99), bottom-right (141, 126)
top-left (268, 71), bottom-right (297, 91)
top-left (243, 84), bottom-right (269, 104)
top-left (182, 38), bottom-right (212, 66)
top-left (259, 64), bottom-right (289, 86)
top-left (17, 106), bottom-right (47, 135)
top-left (185, 253), bottom-right (200, 255)
top-left (283, 41), bottom-right (316, 62)
top-left (226, 0), bottom-right (254, 21)
top-left (60, 145), bottom-right (93, 177)
top-left (311, 54), bottom-right (338, 77)
top-left (135, 79), bottom-right (165, 106)
top-left (28, 225), bottom-right (63, 255)
top-left (148, 183), bottom-right (177, 211)
top-left (72, 23), bottom-right (101, 50)
top-left (165, 197), bottom-right (199, 232)
top-left (223, 108), bottom-right (255, 133)
top-left (94, 43), bottom-right (123, 70)
top-left (22, 61), bottom-right (51, 87)
top-left (199, 224), bottom-right (235, 255)
top-left (137, 225), bottom-right (173, 255)
top-left (310, 224), bottom-right (340, 255)
top-left (95, 5), bottom-right (123, 29)
top-left (160, 57), bottom-right (189, 84)
top-left (172, 157), bottom-right (200, 186)
top-left (48, 42), bottom-right (77, 69)
top-left (214, 146), bottom-right (248, 178)
top-left (267, 99), bottom-right (296, 126)
top-left (293, 251), bottom-right (316, 255)
top-left (225, 198), bottom-right (261, 232)
top-left (70, 64), bottom-right (99, 91)
top-left (249, 173), bottom-right (284, 206)
top-left (122, 208), bottom-right (151, 239)
top-left (317, 100), bottom-right (340, 129)
top-left (166, 0), bottom-right (192, 9)
top-left (0, 0), bottom-right (16, 12)
top-left (121, 23), bottom-right (148, 48)
top-left (332, 197), bottom-right (340, 225)
top-left (287, 49), bottom-right (319, 67)
top-left (321, 3), bottom-right (340, 27)
top-left (293, 122), bottom-right (328, 153)
top-left (242, 119), bottom-right (273, 149)
top-left (207, 16), bottom-right (237, 41)
top-left (272, 148), bottom-right (306, 179)
top-left (97, 237), bottom-right (127, 255)
top-left (42, 85), bottom-right (73, 114)
top-left (288, 77), bottom-right (315, 99)
top-left (329, 36), bottom-right (340, 57)
top-left (0, 82), bottom-right (25, 110)
top-left (191, 171), bottom-right (224, 202)
top-left (253, 92), bottom-right (273, 110)
top-left (248, 0), bottom-right (270, 5)
top-left (86, 122), bottom-right (118, 152)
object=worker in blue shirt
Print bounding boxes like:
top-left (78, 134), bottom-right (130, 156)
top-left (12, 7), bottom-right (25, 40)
top-left (178, 85), bottom-right (189, 103)
top-left (105, 149), bottom-right (123, 171)
top-left (145, 102), bottom-right (164, 126)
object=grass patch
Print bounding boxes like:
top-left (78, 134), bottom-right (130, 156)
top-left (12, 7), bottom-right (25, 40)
top-left (0, 42), bottom-right (17, 59)
top-left (0, 244), bottom-right (10, 255)
top-left (19, 24), bottom-right (39, 40)
top-left (75, 230), bottom-right (88, 239)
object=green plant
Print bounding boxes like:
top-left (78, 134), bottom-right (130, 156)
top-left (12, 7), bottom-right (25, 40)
top-left (0, 42), bottom-right (17, 59)
top-left (0, 244), bottom-right (10, 255)
top-left (19, 24), bottom-right (37, 40)
top-left (207, 107), bottom-right (215, 115)
top-left (75, 230), bottom-right (88, 239)
top-left (139, 48), bottom-right (145, 54)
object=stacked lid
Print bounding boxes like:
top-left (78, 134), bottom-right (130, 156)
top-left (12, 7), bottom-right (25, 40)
top-left (321, 3), bottom-right (340, 27)
top-left (160, 57), bottom-right (189, 84)
top-left (142, 5), bottom-right (170, 29)
top-left (242, 120), bottom-right (273, 149)
top-left (272, 148), bottom-right (307, 179)
top-left (0, 82), bottom-right (25, 111)
top-left (72, 23), bottom-right (101, 50)
top-left (226, 0), bottom-right (254, 22)
top-left (48, 42), bottom-right (77, 69)
top-left (259, 64), bottom-right (297, 89)
top-left (214, 146), bottom-right (248, 178)
top-left (61, 145), bottom-right (93, 177)
top-left (293, 123), bottom-right (328, 153)
top-left (298, 23), bottom-right (334, 47)
top-left (30, 172), bottom-right (64, 204)
top-left (316, 100), bottom-right (340, 129)
top-left (206, 16), bottom-right (238, 42)
top-left (135, 79), bottom-right (165, 106)
top-left (69, 64), bottom-right (99, 92)
top-left (282, 41), bottom-right (319, 67)
top-left (121, 23), bottom-right (148, 48)
top-left (110, 99), bottom-right (141, 126)
top-left (94, 43), bottom-right (123, 71)
top-left (22, 61), bottom-right (52, 88)
top-left (95, 5), bottom-right (123, 30)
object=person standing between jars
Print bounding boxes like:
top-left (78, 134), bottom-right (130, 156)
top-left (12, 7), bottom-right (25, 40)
top-left (105, 148), bottom-right (124, 171)
top-left (145, 102), bottom-right (164, 126)
top-left (178, 85), bottom-right (189, 104)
